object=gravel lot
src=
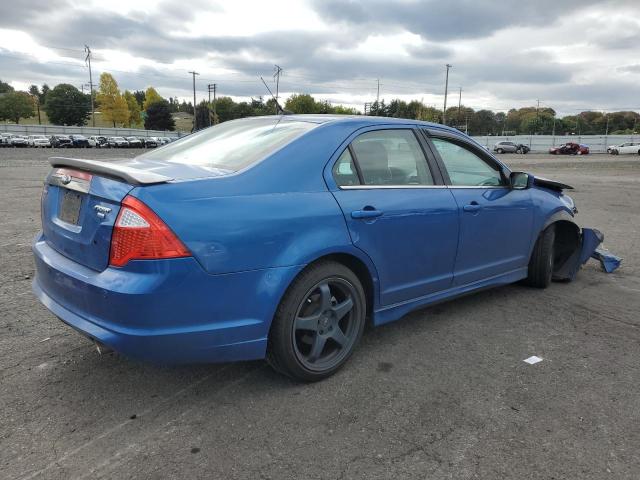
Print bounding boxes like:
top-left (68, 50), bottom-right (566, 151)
top-left (1, 148), bottom-right (639, 479)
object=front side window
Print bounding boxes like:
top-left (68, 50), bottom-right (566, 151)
top-left (431, 137), bottom-right (504, 187)
top-left (350, 130), bottom-right (433, 186)
top-left (139, 117), bottom-right (318, 172)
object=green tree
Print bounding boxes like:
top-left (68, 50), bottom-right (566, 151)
top-left (144, 100), bottom-right (175, 131)
top-left (97, 73), bottom-right (129, 127)
top-left (123, 90), bottom-right (142, 127)
top-left (43, 84), bottom-right (91, 126)
top-left (0, 79), bottom-right (13, 94)
top-left (143, 87), bottom-right (163, 110)
top-left (194, 100), bottom-right (212, 130)
top-left (133, 90), bottom-right (146, 108)
top-left (0, 91), bottom-right (35, 124)
top-left (284, 93), bottom-right (318, 113)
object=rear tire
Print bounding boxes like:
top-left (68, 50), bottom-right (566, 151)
top-left (267, 261), bottom-right (366, 382)
top-left (524, 225), bottom-right (555, 288)
top-left (497, 148), bottom-right (504, 154)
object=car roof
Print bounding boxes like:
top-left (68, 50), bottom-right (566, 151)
top-left (243, 114), bottom-right (460, 132)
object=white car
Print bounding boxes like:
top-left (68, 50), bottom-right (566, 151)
top-left (88, 136), bottom-right (107, 148)
top-left (608, 142), bottom-right (640, 155)
top-left (9, 135), bottom-right (29, 147)
top-left (27, 135), bottom-right (52, 148)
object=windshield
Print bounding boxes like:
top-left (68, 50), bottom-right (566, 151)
top-left (139, 117), bottom-right (318, 172)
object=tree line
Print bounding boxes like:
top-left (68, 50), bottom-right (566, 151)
top-left (1, 76), bottom-right (638, 135)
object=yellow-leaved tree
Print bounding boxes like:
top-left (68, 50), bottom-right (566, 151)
top-left (143, 87), bottom-right (163, 110)
top-left (97, 73), bottom-right (129, 127)
top-left (123, 90), bottom-right (141, 127)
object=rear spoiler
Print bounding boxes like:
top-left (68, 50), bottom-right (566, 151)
top-left (49, 157), bottom-right (173, 185)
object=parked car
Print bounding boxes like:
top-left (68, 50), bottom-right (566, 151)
top-left (88, 136), bottom-right (108, 148)
top-left (106, 136), bottom-right (130, 148)
top-left (607, 142), bottom-right (640, 155)
top-left (0, 133), bottom-right (13, 147)
top-left (549, 142), bottom-right (589, 155)
top-left (68, 134), bottom-right (90, 148)
top-left (9, 135), bottom-right (29, 147)
top-left (493, 141), bottom-right (530, 154)
top-left (33, 115), bottom-right (597, 381)
top-left (125, 136), bottom-right (143, 148)
top-left (50, 135), bottom-right (73, 148)
top-left (141, 137), bottom-right (158, 148)
top-left (27, 135), bottom-right (52, 148)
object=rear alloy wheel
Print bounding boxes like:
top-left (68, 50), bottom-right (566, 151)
top-left (267, 261), bottom-right (366, 381)
top-left (497, 148), bottom-right (504, 154)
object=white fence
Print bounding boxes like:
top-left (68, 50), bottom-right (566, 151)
top-left (471, 134), bottom-right (639, 154)
top-left (2, 124), bottom-right (637, 153)
top-left (0, 123), bottom-right (183, 138)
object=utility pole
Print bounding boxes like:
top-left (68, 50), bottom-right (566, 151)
top-left (457, 86), bottom-right (462, 126)
top-left (273, 65), bottom-right (283, 113)
top-left (84, 45), bottom-right (95, 127)
top-left (443, 64), bottom-right (452, 124)
top-left (535, 99), bottom-right (540, 134)
top-left (189, 71), bottom-right (199, 131)
top-left (376, 78), bottom-right (380, 105)
top-left (207, 83), bottom-right (217, 126)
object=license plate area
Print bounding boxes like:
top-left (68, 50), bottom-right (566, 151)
top-left (59, 189), bottom-right (83, 225)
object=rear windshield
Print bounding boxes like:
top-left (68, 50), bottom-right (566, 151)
top-left (138, 117), bottom-right (318, 172)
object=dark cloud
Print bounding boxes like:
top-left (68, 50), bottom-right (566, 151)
top-left (309, 0), bottom-right (603, 41)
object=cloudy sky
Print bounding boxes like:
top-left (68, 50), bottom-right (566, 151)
top-left (1, 0), bottom-right (639, 115)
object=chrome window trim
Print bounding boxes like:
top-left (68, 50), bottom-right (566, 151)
top-left (339, 184), bottom-right (509, 190)
top-left (339, 184), bottom-right (448, 190)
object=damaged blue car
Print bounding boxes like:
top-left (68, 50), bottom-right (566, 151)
top-left (32, 115), bottom-right (601, 381)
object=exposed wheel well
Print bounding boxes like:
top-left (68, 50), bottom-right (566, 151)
top-left (550, 220), bottom-right (581, 275)
top-left (305, 253), bottom-right (375, 322)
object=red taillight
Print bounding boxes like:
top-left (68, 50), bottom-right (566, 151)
top-left (109, 196), bottom-right (191, 267)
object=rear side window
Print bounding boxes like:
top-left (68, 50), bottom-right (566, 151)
top-left (333, 149), bottom-right (360, 186)
top-left (139, 117), bottom-right (318, 172)
top-left (350, 130), bottom-right (433, 186)
top-left (431, 138), bottom-right (504, 187)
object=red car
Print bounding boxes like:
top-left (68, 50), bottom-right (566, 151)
top-left (549, 142), bottom-right (589, 155)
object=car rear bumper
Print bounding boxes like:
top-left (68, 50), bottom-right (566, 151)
top-left (32, 233), bottom-right (303, 364)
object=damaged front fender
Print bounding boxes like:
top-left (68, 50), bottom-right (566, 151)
top-left (553, 227), bottom-right (619, 280)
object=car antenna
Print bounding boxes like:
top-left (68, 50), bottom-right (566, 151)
top-left (260, 76), bottom-right (292, 115)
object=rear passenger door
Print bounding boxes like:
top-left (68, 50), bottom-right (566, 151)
top-left (424, 131), bottom-right (534, 286)
top-left (329, 127), bottom-right (459, 306)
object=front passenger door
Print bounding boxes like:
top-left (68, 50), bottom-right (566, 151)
top-left (330, 128), bottom-right (459, 306)
top-left (427, 134), bottom-right (534, 286)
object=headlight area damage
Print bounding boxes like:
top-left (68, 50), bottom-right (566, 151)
top-left (534, 177), bottom-right (622, 280)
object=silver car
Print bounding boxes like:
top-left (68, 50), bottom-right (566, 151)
top-left (493, 141), bottom-right (530, 154)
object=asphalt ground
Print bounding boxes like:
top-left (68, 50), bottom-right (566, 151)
top-left (1, 148), bottom-right (638, 479)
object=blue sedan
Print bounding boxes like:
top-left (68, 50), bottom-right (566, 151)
top-left (32, 115), bottom-right (592, 381)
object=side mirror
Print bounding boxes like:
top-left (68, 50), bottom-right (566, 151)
top-left (510, 171), bottom-right (531, 189)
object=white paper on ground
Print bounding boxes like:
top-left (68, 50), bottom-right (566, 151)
top-left (523, 356), bottom-right (543, 365)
